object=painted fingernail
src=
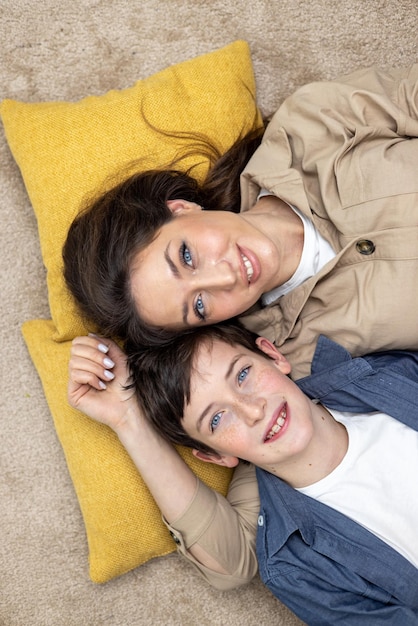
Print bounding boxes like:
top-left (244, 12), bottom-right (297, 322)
top-left (99, 380), bottom-right (107, 389)
top-left (98, 343), bottom-right (109, 354)
top-left (104, 370), bottom-right (115, 380)
top-left (103, 357), bottom-right (115, 368)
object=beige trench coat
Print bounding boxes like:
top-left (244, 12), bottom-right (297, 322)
top-left (240, 64), bottom-right (418, 379)
top-left (165, 65), bottom-right (418, 591)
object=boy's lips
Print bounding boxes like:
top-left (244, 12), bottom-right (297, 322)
top-left (264, 403), bottom-right (288, 442)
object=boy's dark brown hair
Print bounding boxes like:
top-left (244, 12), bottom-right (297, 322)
top-left (126, 320), bottom-right (263, 455)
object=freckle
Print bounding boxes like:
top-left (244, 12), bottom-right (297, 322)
top-left (321, 415), bottom-right (325, 421)
top-left (309, 463), bottom-right (312, 466)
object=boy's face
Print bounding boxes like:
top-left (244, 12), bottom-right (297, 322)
top-left (182, 337), bottom-right (319, 476)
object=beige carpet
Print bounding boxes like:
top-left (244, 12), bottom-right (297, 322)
top-left (0, 1), bottom-right (416, 624)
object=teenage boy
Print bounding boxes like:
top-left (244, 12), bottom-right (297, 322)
top-left (127, 323), bottom-right (418, 626)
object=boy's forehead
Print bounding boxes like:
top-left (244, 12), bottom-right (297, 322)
top-left (198, 336), bottom-right (242, 359)
top-left (188, 338), bottom-right (240, 404)
top-left (193, 338), bottom-right (227, 376)
top-left (192, 338), bottom-right (250, 381)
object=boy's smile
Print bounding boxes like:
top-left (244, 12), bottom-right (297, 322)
top-left (181, 337), bottom-right (345, 486)
top-left (264, 402), bottom-right (289, 442)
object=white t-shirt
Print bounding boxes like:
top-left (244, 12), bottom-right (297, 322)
top-left (257, 191), bottom-right (335, 306)
top-left (298, 410), bottom-right (418, 568)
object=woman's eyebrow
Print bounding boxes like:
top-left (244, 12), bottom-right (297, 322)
top-left (164, 243), bottom-right (179, 277)
top-left (182, 302), bottom-right (190, 326)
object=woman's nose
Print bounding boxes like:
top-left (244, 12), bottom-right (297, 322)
top-left (192, 260), bottom-right (236, 290)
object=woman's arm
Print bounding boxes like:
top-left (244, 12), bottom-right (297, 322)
top-left (68, 335), bottom-right (259, 587)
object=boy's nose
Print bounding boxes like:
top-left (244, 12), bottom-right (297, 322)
top-left (241, 397), bottom-right (265, 426)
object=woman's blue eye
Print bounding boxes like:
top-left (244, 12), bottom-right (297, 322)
top-left (180, 243), bottom-right (193, 267)
top-left (179, 243), bottom-right (205, 322)
top-left (210, 413), bottom-right (222, 432)
top-left (194, 295), bottom-right (206, 321)
top-left (238, 366), bottom-right (250, 385)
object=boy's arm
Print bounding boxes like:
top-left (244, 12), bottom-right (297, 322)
top-left (117, 417), bottom-right (259, 587)
top-left (68, 335), bottom-right (259, 587)
top-left (163, 461), bottom-right (259, 589)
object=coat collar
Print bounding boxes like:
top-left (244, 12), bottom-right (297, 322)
top-left (240, 127), bottom-right (312, 218)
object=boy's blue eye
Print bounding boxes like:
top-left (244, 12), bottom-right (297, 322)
top-left (238, 366), bottom-right (250, 385)
top-left (180, 243), bottom-right (193, 267)
top-left (210, 412), bottom-right (222, 432)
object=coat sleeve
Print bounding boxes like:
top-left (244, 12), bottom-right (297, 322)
top-left (334, 64), bottom-right (418, 133)
top-left (269, 63), bottom-right (418, 150)
top-left (264, 63), bottom-right (418, 223)
top-left (162, 462), bottom-right (260, 589)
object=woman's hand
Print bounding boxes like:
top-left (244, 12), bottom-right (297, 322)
top-left (68, 334), bottom-right (137, 432)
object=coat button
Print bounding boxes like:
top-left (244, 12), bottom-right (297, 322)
top-left (356, 239), bottom-right (375, 255)
top-left (170, 531), bottom-right (181, 545)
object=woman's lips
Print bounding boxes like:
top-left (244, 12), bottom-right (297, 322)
top-left (237, 245), bottom-right (260, 285)
top-left (264, 403), bottom-right (288, 442)
top-left (241, 252), bottom-right (254, 282)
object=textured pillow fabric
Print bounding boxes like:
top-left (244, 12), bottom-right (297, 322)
top-left (1, 39), bottom-right (261, 341)
top-left (22, 320), bottom-right (234, 583)
top-left (1, 41), bottom-right (261, 583)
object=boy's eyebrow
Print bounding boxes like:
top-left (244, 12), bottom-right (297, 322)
top-left (196, 353), bottom-right (244, 432)
top-left (164, 243), bottom-right (190, 326)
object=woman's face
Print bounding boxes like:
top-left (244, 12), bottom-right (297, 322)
top-left (130, 202), bottom-right (284, 329)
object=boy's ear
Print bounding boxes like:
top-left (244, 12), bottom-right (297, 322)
top-left (192, 449), bottom-right (240, 468)
top-left (166, 199), bottom-right (202, 215)
top-left (255, 337), bottom-right (292, 375)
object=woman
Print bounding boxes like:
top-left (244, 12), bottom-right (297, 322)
top-left (63, 63), bottom-right (418, 379)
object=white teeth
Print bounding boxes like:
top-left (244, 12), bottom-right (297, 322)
top-left (241, 253), bottom-right (254, 283)
top-left (265, 408), bottom-right (287, 441)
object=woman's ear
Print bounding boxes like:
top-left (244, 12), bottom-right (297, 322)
top-left (166, 199), bottom-right (202, 215)
top-left (255, 337), bottom-right (292, 375)
top-left (192, 449), bottom-right (240, 468)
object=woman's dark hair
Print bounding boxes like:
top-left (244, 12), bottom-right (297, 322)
top-left (126, 320), bottom-right (263, 455)
top-left (62, 124), bottom-right (265, 346)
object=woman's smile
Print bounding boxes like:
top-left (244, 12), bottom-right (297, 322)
top-left (130, 199), bottom-right (303, 330)
top-left (237, 244), bottom-right (260, 285)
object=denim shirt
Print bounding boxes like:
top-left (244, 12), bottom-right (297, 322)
top-left (256, 336), bottom-right (418, 625)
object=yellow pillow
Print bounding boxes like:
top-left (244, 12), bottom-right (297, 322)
top-left (22, 319), bottom-right (234, 583)
top-left (1, 40), bottom-right (261, 341)
top-left (1, 41), bottom-right (262, 583)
